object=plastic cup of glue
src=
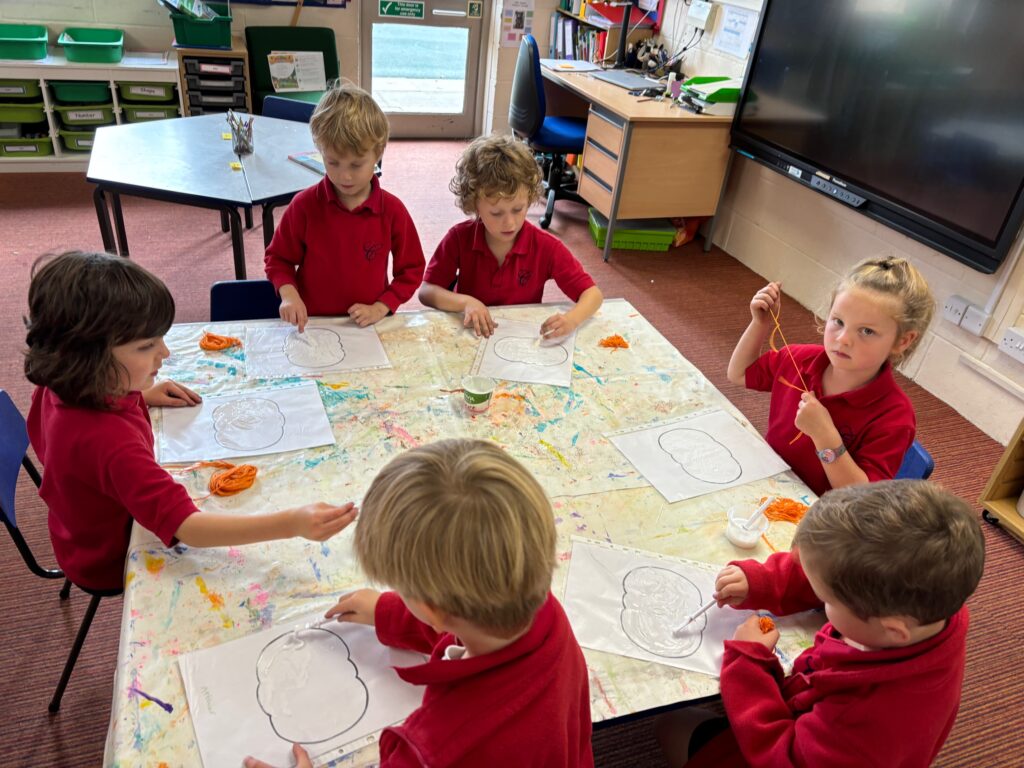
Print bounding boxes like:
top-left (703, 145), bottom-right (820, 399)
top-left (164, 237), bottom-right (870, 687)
top-left (725, 506), bottom-right (770, 549)
top-left (462, 376), bottom-right (496, 413)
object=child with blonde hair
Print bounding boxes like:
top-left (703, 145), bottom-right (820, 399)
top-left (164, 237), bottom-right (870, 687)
top-left (24, 251), bottom-right (357, 594)
top-left (265, 82), bottom-right (425, 330)
top-left (727, 256), bottom-right (934, 495)
top-left (659, 480), bottom-right (985, 767)
top-left (245, 438), bottom-right (593, 768)
top-left (419, 133), bottom-right (602, 339)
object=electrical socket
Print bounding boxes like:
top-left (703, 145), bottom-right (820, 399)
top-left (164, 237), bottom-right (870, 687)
top-left (999, 326), bottom-right (1024, 365)
top-left (961, 305), bottom-right (990, 336)
top-left (942, 294), bottom-right (969, 325)
top-left (687, 0), bottom-right (715, 29)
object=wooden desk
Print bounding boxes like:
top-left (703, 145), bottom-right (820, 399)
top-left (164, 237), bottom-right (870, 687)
top-left (543, 70), bottom-right (732, 260)
top-left (103, 300), bottom-right (819, 766)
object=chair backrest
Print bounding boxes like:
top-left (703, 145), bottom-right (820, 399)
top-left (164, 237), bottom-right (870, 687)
top-left (244, 26), bottom-right (340, 113)
top-left (262, 94), bottom-right (317, 123)
top-left (0, 390), bottom-right (29, 528)
top-left (210, 279), bottom-right (282, 322)
top-left (896, 440), bottom-right (934, 480)
top-left (508, 34), bottom-right (545, 140)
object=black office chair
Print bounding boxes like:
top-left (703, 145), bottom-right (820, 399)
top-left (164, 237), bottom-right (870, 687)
top-left (0, 389), bottom-right (121, 712)
top-left (210, 279), bottom-right (282, 322)
top-left (509, 34), bottom-right (587, 229)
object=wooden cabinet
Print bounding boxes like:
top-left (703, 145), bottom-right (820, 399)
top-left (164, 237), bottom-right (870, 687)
top-left (175, 36), bottom-right (251, 117)
top-left (979, 416), bottom-right (1024, 545)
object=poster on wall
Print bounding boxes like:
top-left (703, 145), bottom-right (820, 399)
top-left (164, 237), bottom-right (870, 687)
top-left (501, 0), bottom-right (534, 48)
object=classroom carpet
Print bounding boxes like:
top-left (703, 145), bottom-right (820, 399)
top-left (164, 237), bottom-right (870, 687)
top-left (1, 140), bottom-right (1022, 768)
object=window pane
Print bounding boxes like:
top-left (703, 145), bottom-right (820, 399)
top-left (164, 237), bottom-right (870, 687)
top-left (372, 24), bottom-right (467, 114)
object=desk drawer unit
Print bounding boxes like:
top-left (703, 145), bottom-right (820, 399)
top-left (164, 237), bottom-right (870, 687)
top-left (579, 107), bottom-right (626, 218)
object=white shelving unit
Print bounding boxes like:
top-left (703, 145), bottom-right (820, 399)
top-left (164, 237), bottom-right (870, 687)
top-left (0, 48), bottom-right (182, 173)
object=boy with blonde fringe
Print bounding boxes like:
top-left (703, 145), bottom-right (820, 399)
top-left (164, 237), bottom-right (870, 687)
top-left (659, 480), bottom-right (985, 768)
top-left (265, 82), bottom-right (425, 330)
top-left (246, 439), bottom-right (594, 768)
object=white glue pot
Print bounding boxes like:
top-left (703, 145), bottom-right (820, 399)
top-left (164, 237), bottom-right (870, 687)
top-left (725, 506), bottom-right (770, 549)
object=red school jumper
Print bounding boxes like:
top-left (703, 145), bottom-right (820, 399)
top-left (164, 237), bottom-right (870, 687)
top-left (423, 219), bottom-right (595, 306)
top-left (27, 387), bottom-right (196, 592)
top-left (746, 344), bottom-right (915, 497)
top-left (264, 176), bottom-right (425, 316)
top-left (374, 591), bottom-right (594, 768)
top-left (688, 552), bottom-right (969, 768)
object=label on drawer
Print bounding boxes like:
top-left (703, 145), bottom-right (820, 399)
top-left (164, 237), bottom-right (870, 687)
top-left (128, 85), bottom-right (164, 97)
top-left (78, 138), bottom-right (94, 147)
top-left (199, 62), bottom-right (232, 75)
top-left (4, 144), bottom-right (37, 153)
top-left (68, 109), bottom-right (103, 121)
top-left (0, 86), bottom-right (26, 95)
top-left (136, 111), bottom-right (165, 119)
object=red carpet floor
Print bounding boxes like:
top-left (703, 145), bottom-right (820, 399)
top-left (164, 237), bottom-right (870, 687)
top-left (1, 140), bottom-right (1022, 767)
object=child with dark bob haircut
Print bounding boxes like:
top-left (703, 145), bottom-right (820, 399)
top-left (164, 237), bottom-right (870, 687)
top-left (25, 251), bottom-right (357, 593)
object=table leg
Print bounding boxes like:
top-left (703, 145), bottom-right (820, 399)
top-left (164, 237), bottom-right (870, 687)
top-left (262, 202), bottom-right (282, 248)
top-left (226, 207), bottom-right (247, 279)
top-left (92, 187), bottom-right (116, 255)
top-left (244, 206), bottom-right (253, 229)
top-left (111, 193), bottom-right (129, 257)
top-left (219, 210), bottom-right (229, 233)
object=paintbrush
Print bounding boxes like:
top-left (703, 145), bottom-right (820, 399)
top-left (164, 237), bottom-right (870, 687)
top-left (672, 598), bottom-right (717, 637)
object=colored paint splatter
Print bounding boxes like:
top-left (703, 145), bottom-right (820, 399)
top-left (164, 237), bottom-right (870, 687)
top-left (384, 421), bottom-right (420, 447)
top-left (573, 363), bottom-right (604, 385)
top-left (144, 554), bottom-right (165, 574)
top-left (227, 547), bottom-right (245, 565)
top-left (128, 685), bottom-right (174, 714)
top-left (316, 381), bottom-right (371, 407)
top-left (538, 439), bottom-right (570, 468)
top-left (195, 576), bottom-right (225, 609)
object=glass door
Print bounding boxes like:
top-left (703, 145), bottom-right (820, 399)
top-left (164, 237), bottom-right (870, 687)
top-left (361, 0), bottom-right (487, 138)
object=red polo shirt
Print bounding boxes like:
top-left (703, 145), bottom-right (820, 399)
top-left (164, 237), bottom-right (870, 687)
top-left (265, 176), bottom-right (425, 316)
top-left (27, 387), bottom-right (197, 592)
top-left (374, 591), bottom-right (594, 768)
top-left (746, 344), bottom-right (915, 497)
top-left (423, 219), bottom-right (596, 305)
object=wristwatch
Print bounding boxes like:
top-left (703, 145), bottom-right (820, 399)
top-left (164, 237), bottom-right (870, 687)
top-left (816, 444), bottom-right (848, 464)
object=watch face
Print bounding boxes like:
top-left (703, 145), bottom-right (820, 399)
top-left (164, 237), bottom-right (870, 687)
top-left (818, 448), bottom-right (837, 463)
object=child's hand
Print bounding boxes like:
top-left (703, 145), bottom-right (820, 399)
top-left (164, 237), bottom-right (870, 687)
top-left (348, 301), bottom-right (389, 327)
top-left (714, 565), bottom-right (749, 607)
top-left (325, 588), bottom-right (381, 626)
top-left (143, 380), bottom-right (202, 408)
top-left (279, 289), bottom-right (309, 333)
top-left (732, 614), bottom-right (780, 650)
top-left (291, 502), bottom-right (357, 541)
top-left (795, 391), bottom-right (839, 444)
top-left (540, 312), bottom-right (578, 341)
top-left (244, 743), bottom-right (312, 768)
top-left (750, 282), bottom-right (782, 325)
top-left (463, 298), bottom-right (497, 337)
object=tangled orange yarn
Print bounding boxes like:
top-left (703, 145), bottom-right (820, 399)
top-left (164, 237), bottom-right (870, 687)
top-left (181, 460), bottom-right (257, 500)
top-left (758, 615), bottom-right (776, 633)
top-left (200, 332), bottom-right (243, 351)
top-left (599, 334), bottom-right (630, 349)
top-left (760, 496), bottom-right (809, 524)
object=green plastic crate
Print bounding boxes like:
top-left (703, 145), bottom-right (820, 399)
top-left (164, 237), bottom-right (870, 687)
top-left (117, 81), bottom-right (177, 102)
top-left (58, 127), bottom-right (96, 151)
top-left (54, 102), bottom-right (115, 125)
top-left (170, 2), bottom-right (231, 49)
top-left (57, 28), bottom-right (124, 64)
top-left (0, 101), bottom-right (45, 123)
top-left (122, 103), bottom-right (180, 122)
top-left (0, 79), bottom-right (41, 98)
top-left (0, 136), bottom-right (53, 157)
top-left (50, 80), bottom-right (110, 103)
top-left (0, 24), bottom-right (48, 61)
top-left (588, 208), bottom-right (676, 251)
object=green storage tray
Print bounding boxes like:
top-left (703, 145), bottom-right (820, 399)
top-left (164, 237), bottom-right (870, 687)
top-left (54, 102), bottom-right (115, 125)
top-left (50, 80), bottom-right (110, 103)
top-left (0, 24), bottom-right (48, 61)
top-left (588, 208), bottom-right (676, 251)
top-left (117, 81), bottom-right (177, 102)
top-left (0, 79), bottom-right (41, 98)
top-left (0, 101), bottom-right (45, 123)
top-left (58, 126), bottom-right (96, 151)
top-left (122, 103), bottom-right (180, 122)
top-left (57, 28), bottom-right (124, 64)
top-left (0, 136), bottom-right (53, 157)
top-left (170, 2), bottom-right (232, 49)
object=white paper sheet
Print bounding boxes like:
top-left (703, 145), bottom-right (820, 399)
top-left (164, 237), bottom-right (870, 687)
top-left (607, 409), bottom-right (790, 502)
top-left (470, 318), bottom-right (576, 388)
top-left (245, 319), bottom-right (391, 379)
top-left (158, 382), bottom-right (335, 463)
top-left (563, 538), bottom-right (753, 676)
top-left (180, 612), bottom-right (426, 768)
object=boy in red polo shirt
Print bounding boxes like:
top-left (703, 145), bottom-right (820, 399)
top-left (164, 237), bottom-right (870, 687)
top-left (244, 439), bottom-right (594, 768)
top-left (265, 83), bottom-right (425, 330)
top-left (419, 134), bottom-right (603, 339)
top-left (726, 257), bottom-right (934, 496)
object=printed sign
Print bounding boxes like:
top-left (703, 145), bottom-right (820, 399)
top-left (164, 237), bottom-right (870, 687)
top-left (379, 1), bottom-right (424, 18)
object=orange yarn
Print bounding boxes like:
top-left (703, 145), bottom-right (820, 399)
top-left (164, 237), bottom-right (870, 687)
top-left (767, 304), bottom-right (810, 445)
top-left (759, 496), bottom-right (810, 524)
top-left (758, 615), bottom-right (776, 633)
top-left (180, 460), bottom-right (257, 500)
top-left (599, 334), bottom-right (630, 349)
top-left (200, 331), bottom-right (243, 351)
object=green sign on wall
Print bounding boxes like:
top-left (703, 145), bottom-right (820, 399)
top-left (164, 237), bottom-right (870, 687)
top-left (379, 1), bottom-right (424, 18)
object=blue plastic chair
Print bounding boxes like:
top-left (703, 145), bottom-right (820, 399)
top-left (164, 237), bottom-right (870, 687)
top-left (896, 440), bottom-right (934, 480)
top-left (509, 34), bottom-right (587, 229)
top-left (210, 279), bottom-right (282, 322)
top-left (262, 94), bottom-right (317, 123)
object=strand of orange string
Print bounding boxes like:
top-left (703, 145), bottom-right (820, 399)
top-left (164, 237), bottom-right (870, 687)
top-left (757, 497), bottom-right (810, 553)
top-left (177, 460), bottom-right (258, 502)
top-left (767, 303), bottom-right (810, 445)
top-left (200, 331), bottom-right (243, 351)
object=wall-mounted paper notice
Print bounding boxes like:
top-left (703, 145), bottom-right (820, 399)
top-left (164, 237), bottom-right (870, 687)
top-left (180, 612), bottom-right (426, 768)
top-left (158, 381), bottom-right (335, 463)
top-left (268, 50), bottom-right (327, 92)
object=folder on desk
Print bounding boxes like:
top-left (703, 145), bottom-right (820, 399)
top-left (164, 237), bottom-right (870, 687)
top-left (540, 58), bottom-right (602, 72)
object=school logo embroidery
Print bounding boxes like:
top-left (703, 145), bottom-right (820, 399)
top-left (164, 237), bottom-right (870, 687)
top-left (518, 269), bottom-right (531, 286)
top-left (838, 425), bottom-right (856, 445)
top-left (363, 243), bottom-right (383, 261)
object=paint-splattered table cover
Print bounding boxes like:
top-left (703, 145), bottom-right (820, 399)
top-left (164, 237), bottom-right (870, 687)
top-left (105, 300), bottom-right (821, 767)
